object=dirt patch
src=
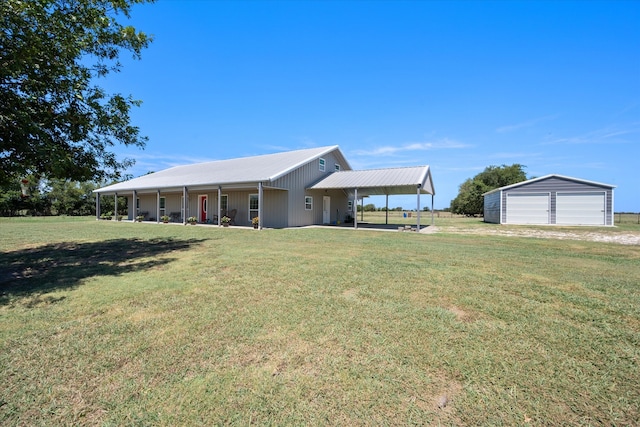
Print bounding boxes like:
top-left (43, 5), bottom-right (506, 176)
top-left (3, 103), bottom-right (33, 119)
top-left (447, 305), bottom-right (476, 323)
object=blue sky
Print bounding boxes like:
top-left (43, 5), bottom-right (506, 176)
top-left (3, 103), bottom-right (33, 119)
top-left (107, 0), bottom-right (639, 211)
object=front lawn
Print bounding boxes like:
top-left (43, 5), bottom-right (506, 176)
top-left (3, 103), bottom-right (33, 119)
top-left (1, 217), bottom-right (638, 425)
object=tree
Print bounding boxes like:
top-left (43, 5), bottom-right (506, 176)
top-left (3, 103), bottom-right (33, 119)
top-left (0, 175), bottom-right (50, 216)
top-left (450, 164), bottom-right (527, 216)
top-left (46, 179), bottom-right (97, 215)
top-left (0, 0), bottom-right (153, 186)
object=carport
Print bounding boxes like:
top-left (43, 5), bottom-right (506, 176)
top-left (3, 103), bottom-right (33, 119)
top-left (308, 165), bottom-right (435, 230)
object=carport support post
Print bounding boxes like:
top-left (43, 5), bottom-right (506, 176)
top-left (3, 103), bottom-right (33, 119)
top-left (385, 194), bottom-right (389, 224)
top-left (354, 188), bottom-right (358, 229)
top-left (258, 181), bottom-right (263, 230)
top-left (431, 195), bottom-right (434, 225)
top-left (416, 185), bottom-right (421, 231)
top-left (217, 186), bottom-right (222, 227)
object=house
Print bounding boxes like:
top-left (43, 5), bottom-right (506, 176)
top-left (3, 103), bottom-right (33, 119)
top-left (483, 174), bottom-right (615, 226)
top-left (94, 146), bottom-right (435, 229)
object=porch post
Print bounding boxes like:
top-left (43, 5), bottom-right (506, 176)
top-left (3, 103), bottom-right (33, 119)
top-left (354, 188), bottom-right (358, 229)
top-left (114, 193), bottom-right (118, 221)
top-left (416, 185), bottom-right (421, 231)
top-left (156, 189), bottom-right (160, 223)
top-left (182, 186), bottom-right (188, 225)
top-left (96, 193), bottom-right (100, 220)
top-left (258, 181), bottom-right (263, 230)
top-left (133, 190), bottom-right (137, 221)
top-left (217, 186), bottom-right (222, 227)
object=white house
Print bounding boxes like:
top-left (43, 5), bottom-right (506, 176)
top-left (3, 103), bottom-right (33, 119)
top-left (94, 146), bottom-right (435, 229)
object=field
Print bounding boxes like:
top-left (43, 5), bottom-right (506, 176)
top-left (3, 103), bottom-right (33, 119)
top-left (1, 217), bottom-right (639, 425)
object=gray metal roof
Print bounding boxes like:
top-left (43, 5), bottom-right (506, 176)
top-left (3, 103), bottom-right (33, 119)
top-left (483, 174), bottom-right (616, 196)
top-left (95, 145), bottom-right (349, 194)
top-left (309, 166), bottom-right (435, 196)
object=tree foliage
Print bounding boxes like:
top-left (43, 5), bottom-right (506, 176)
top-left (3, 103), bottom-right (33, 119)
top-left (47, 178), bottom-right (97, 215)
top-left (0, 0), bottom-right (153, 186)
top-left (450, 164), bottom-right (527, 216)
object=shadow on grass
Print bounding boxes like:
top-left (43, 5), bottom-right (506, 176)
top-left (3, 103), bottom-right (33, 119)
top-left (0, 237), bottom-right (206, 305)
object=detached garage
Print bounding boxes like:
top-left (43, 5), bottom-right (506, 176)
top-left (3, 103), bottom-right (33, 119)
top-left (483, 175), bottom-right (615, 226)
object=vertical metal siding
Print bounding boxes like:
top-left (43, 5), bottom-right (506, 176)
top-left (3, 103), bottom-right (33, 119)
top-left (272, 149), bottom-right (348, 227)
top-left (483, 192), bottom-right (501, 223)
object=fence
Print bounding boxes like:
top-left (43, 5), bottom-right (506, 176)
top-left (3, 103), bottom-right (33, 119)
top-left (615, 213), bottom-right (640, 224)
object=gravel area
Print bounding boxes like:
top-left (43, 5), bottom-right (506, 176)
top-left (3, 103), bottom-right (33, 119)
top-left (422, 226), bottom-right (640, 245)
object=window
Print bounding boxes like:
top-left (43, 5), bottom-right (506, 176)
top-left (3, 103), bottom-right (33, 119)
top-left (249, 194), bottom-right (259, 220)
top-left (159, 197), bottom-right (166, 217)
top-left (335, 164), bottom-right (340, 171)
top-left (305, 196), bottom-right (313, 210)
top-left (221, 194), bottom-right (228, 212)
top-left (136, 197), bottom-right (140, 214)
top-left (319, 158), bottom-right (325, 172)
top-left (347, 200), bottom-right (353, 212)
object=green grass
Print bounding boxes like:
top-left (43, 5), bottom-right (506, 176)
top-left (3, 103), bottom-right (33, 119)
top-left (1, 217), bottom-right (639, 425)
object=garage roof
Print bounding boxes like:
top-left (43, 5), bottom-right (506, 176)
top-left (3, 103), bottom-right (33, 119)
top-left (483, 174), bottom-right (616, 196)
top-left (308, 165), bottom-right (434, 197)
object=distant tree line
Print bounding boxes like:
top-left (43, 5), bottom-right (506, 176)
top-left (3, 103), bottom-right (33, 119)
top-left (0, 177), bottom-right (126, 217)
top-left (356, 204), bottom-right (430, 212)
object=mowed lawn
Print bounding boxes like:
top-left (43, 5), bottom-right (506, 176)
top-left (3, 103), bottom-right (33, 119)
top-left (1, 217), bottom-right (639, 426)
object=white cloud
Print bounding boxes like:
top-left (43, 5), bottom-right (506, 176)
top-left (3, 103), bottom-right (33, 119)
top-left (351, 138), bottom-right (471, 157)
top-left (543, 123), bottom-right (639, 145)
top-left (496, 114), bottom-right (559, 133)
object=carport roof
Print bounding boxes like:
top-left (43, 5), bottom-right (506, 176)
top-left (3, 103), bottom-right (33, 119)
top-left (308, 165), bottom-right (434, 196)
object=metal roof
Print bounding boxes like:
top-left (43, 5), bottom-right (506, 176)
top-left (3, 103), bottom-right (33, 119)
top-left (95, 145), bottom-right (349, 194)
top-left (308, 166), bottom-right (435, 196)
top-left (482, 174), bottom-right (616, 196)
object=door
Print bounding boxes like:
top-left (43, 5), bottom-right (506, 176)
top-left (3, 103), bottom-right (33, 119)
top-left (199, 195), bottom-right (208, 223)
top-left (556, 192), bottom-right (605, 225)
top-left (323, 196), bottom-right (331, 224)
top-left (506, 193), bottom-right (550, 224)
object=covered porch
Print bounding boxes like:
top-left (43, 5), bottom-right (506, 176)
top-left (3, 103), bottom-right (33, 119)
top-left (308, 165), bottom-right (435, 230)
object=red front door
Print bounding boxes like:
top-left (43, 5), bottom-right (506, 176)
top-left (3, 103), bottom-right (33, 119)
top-left (199, 196), bottom-right (207, 222)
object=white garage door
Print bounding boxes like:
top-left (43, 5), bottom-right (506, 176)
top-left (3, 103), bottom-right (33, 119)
top-left (506, 193), bottom-right (550, 224)
top-left (556, 192), bottom-right (605, 225)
